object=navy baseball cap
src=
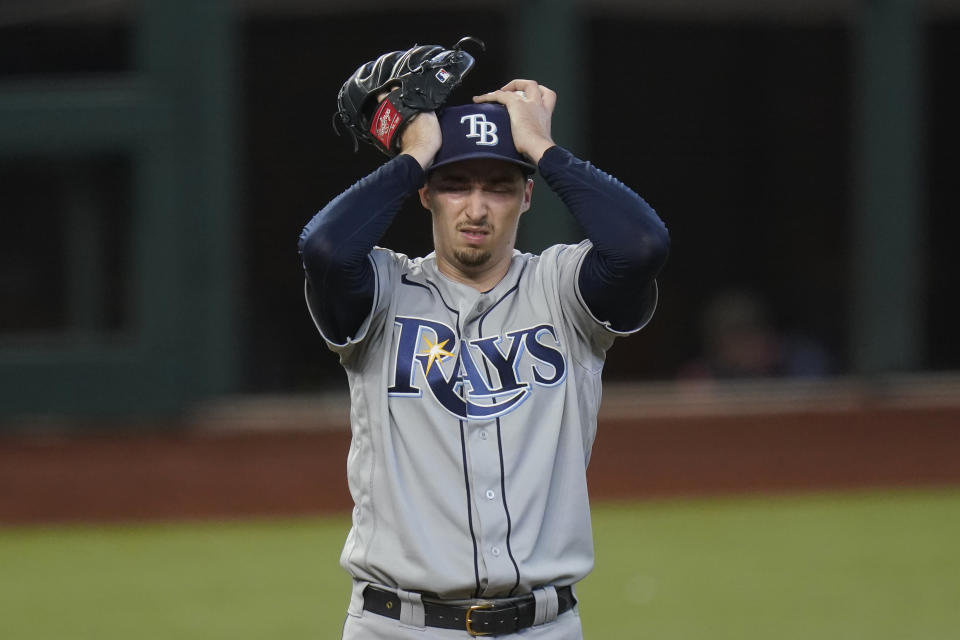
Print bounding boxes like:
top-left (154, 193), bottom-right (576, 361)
top-left (431, 103), bottom-right (537, 174)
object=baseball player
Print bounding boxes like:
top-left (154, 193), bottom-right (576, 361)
top-left (299, 43), bottom-right (669, 639)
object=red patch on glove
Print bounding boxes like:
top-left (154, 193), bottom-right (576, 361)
top-left (370, 97), bottom-right (404, 150)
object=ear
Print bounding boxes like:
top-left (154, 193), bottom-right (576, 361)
top-left (418, 184), bottom-right (431, 210)
top-left (519, 178), bottom-right (534, 214)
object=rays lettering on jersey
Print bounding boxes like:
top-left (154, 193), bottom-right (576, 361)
top-left (388, 316), bottom-right (566, 420)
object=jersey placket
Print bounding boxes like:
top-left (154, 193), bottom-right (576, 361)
top-left (460, 294), bottom-right (517, 596)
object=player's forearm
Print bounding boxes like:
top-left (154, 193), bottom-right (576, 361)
top-left (299, 154), bottom-right (424, 272)
top-left (538, 146), bottom-right (669, 273)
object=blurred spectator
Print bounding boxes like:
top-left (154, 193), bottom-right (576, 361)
top-left (679, 288), bottom-right (832, 379)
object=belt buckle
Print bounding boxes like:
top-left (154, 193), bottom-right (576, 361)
top-left (465, 601), bottom-right (494, 637)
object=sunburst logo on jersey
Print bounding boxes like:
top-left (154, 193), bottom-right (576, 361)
top-left (418, 336), bottom-right (456, 375)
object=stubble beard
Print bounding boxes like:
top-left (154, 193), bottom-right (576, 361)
top-left (453, 246), bottom-right (492, 268)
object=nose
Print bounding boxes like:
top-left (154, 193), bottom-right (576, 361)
top-left (463, 187), bottom-right (488, 222)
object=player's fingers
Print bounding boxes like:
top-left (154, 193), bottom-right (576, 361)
top-left (472, 89), bottom-right (525, 104)
top-left (472, 90), bottom-right (501, 104)
top-left (510, 81), bottom-right (545, 104)
top-left (539, 85), bottom-right (557, 112)
top-left (499, 78), bottom-right (539, 94)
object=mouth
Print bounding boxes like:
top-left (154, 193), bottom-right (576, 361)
top-left (458, 226), bottom-right (490, 243)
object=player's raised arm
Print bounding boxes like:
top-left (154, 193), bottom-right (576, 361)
top-left (545, 147), bottom-right (670, 332)
top-left (299, 40), bottom-right (477, 344)
top-left (476, 78), bottom-right (670, 332)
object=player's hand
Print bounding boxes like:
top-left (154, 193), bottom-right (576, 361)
top-left (473, 79), bottom-right (556, 164)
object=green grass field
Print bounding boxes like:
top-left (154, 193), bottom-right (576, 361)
top-left (2, 488), bottom-right (958, 639)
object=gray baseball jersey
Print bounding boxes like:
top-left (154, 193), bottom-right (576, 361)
top-left (306, 240), bottom-right (655, 600)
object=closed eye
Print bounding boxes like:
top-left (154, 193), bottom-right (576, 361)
top-left (485, 181), bottom-right (519, 194)
top-left (434, 181), bottom-right (469, 192)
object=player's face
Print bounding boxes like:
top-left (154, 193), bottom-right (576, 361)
top-left (420, 159), bottom-right (533, 281)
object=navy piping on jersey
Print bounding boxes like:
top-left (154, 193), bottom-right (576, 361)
top-left (401, 274), bottom-right (461, 331)
top-left (477, 263), bottom-right (528, 322)
top-left (494, 421), bottom-right (520, 596)
top-left (458, 419), bottom-right (482, 598)
top-left (475, 266), bottom-right (527, 597)
top-left (399, 273), bottom-right (430, 292)
top-left (401, 272), bottom-right (480, 595)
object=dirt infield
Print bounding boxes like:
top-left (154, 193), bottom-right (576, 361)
top-left (2, 380), bottom-right (959, 524)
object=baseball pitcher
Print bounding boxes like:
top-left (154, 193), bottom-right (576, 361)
top-left (299, 38), bottom-right (670, 639)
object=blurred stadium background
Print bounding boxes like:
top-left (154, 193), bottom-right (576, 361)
top-left (1, 0), bottom-right (959, 638)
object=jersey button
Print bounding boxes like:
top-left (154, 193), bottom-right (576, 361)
top-left (485, 489), bottom-right (496, 500)
top-left (491, 546), bottom-right (501, 557)
top-left (479, 430), bottom-right (488, 440)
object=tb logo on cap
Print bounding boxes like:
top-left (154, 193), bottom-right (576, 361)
top-left (460, 114), bottom-right (499, 146)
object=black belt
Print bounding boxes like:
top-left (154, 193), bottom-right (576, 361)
top-left (362, 585), bottom-right (576, 636)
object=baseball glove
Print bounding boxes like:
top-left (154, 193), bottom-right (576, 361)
top-left (334, 36), bottom-right (484, 156)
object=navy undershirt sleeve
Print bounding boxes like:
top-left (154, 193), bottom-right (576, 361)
top-left (538, 146), bottom-right (670, 332)
top-left (298, 154), bottom-right (425, 344)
